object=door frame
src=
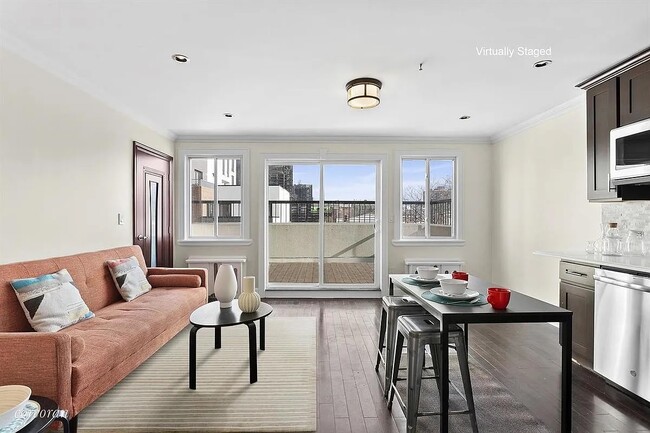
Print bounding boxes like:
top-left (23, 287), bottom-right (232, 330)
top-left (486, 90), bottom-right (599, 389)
top-left (133, 141), bottom-right (173, 267)
top-left (260, 153), bottom-right (386, 294)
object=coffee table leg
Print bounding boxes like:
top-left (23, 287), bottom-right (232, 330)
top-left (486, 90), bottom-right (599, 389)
top-left (246, 322), bottom-right (258, 383)
top-left (215, 326), bottom-right (221, 349)
top-left (260, 318), bottom-right (266, 350)
top-left (190, 325), bottom-right (199, 389)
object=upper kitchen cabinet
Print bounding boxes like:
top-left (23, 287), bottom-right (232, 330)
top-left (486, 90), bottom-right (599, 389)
top-left (578, 47), bottom-right (650, 202)
top-left (586, 78), bottom-right (618, 201)
top-left (619, 60), bottom-right (650, 126)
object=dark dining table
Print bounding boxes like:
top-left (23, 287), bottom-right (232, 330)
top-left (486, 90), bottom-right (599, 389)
top-left (389, 274), bottom-right (573, 433)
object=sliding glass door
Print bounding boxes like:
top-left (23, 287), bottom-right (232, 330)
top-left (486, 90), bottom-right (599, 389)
top-left (266, 160), bottom-right (379, 290)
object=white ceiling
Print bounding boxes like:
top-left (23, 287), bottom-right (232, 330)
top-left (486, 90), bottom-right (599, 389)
top-left (1, 0), bottom-right (649, 140)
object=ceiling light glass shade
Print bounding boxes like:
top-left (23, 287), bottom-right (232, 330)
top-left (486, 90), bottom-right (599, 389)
top-left (346, 78), bottom-right (382, 109)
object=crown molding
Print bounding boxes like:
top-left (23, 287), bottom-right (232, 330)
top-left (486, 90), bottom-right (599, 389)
top-left (174, 134), bottom-right (492, 145)
top-left (0, 29), bottom-right (175, 141)
top-left (576, 46), bottom-right (650, 90)
top-left (490, 95), bottom-right (584, 143)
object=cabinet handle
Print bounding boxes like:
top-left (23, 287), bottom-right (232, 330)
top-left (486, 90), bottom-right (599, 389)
top-left (565, 270), bottom-right (588, 278)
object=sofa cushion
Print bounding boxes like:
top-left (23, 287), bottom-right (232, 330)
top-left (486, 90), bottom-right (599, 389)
top-left (62, 286), bottom-right (206, 396)
top-left (106, 256), bottom-right (151, 301)
top-left (10, 269), bottom-right (95, 332)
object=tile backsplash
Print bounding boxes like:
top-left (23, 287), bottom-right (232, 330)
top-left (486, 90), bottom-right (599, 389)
top-left (602, 202), bottom-right (650, 234)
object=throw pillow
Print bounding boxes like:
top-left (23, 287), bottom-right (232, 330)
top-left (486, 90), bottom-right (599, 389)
top-left (10, 269), bottom-right (95, 332)
top-left (106, 256), bottom-right (151, 301)
top-left (148, 274), bottom-right (201, 288)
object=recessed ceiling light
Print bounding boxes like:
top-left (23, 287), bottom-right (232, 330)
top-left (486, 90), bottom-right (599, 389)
top-left (459, 115), bottom-right (471, 120)
top-left (533, 59), bottom-right (552, 68)
top-left (172, 54), bottom-right (189, 63)
top-left (224, 113), bottom-right (233, 118)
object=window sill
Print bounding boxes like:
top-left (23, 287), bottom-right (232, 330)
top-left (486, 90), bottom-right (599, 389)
top-left (392, 239), bottom-right (466, 247)
top-left (177, 239), bottom-right (253, 246)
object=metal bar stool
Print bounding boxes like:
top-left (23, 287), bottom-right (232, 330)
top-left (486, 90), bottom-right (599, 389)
top-left (375, 296), bottom-right (427, 398)
top-left (388, 314), bottom-right (479, 433)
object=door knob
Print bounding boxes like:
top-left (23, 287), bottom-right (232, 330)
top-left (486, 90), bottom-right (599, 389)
top-left (137, 235), bottom-right (148, 240)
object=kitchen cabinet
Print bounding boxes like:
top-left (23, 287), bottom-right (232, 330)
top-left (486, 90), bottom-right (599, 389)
top-left (586, 78), bottom-right (619, 201)
top-left (579, 48), bottom-right (650, 202)
top-left (619, 60), bottom-right (650, 126)
top-left (559, 282), bottom-right (594, 369)
top-left (559, 261), bottom-right (595, 369)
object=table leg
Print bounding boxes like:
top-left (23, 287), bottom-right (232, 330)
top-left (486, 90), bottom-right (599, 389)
top-left (247, 322), bottom-right (258, 383)
top-left (57, 416), bottom-right (72, 433)
top-left (215, 326), bottom-right (221, 349)
top-left (389, 279), bottom-right (394, 296)
top-left (439, 319), bottom-right (449, 433)
top-left (260, 318), bottom-right (266, 350)
top-left (464, 323), bottom-right (469, 350)
top-left (561, 316), bottom-right (573, 433)
top-left (189, 326), bottom-right (199, 389)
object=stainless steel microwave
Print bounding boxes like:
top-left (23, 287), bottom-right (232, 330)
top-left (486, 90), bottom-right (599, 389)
top-left (610, 118), bottom-right (650, 185)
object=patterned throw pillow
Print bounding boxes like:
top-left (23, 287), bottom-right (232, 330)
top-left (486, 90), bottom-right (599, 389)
top-left (10, 269), bottom-right (95, 332)
top-left (106, 256), bottom-right (151, 301)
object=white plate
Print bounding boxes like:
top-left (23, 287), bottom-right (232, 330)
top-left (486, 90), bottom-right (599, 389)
top-left (431, 289), bottom-right (480, 300)
top-left (409, 274), bottom-right (451, 282)
top-left (0, 400), bottom-right (39, 433)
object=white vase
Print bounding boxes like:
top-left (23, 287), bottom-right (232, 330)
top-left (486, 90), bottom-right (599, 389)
top-left (214, 264), bottom-right (237, 308)
top-left (238, 276), bottom-right (261, 313)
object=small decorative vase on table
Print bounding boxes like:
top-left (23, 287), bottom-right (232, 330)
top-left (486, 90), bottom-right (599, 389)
top-left (214, 264), bottom-right (237, 308)
top-left (238, 276), bottom-right (261, 313)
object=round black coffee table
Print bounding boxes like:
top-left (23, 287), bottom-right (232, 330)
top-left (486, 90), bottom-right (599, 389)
top-left (17, 396), bottom-right (70, 433)
top-left (189, 302), bottom-right (273, 389)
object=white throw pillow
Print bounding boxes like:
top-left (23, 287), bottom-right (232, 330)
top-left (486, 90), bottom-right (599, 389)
top-left (10, 269), bottom-right (95, 332)
top-left (106, 256), bottom-right (152, 301)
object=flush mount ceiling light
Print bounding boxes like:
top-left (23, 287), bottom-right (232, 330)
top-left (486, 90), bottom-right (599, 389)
top-left (172, 54), bottom-right (189, 63)
top-left (346, 77), bottom-right (382, 109)
top-left (533, 59), bottom-right (552, 68)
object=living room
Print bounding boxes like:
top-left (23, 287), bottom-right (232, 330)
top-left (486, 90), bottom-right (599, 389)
top-left (1, 1), bottom-right (650, 432)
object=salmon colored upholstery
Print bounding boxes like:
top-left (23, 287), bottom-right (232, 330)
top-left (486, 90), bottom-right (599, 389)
top-left (148, 273), bottom-right (201, 288)
top-left (0, 246), bottom-right (208, 418)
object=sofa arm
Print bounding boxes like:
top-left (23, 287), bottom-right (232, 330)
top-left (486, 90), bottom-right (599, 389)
top-left (148, 267), bottom-right (208, 288)
top-left (0, 332), bottom-right (73, 415)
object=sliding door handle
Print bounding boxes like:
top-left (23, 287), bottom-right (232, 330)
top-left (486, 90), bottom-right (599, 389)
top-left (137, 235), bottom-right (148, 240)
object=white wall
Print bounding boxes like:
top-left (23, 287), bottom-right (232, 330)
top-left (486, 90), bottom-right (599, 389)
top-left (175, 140), bottom-right (493, 292)
top-left (491, 101), bottom-right (601, 304)
top-left (0, 47), bottom-right (174, 263)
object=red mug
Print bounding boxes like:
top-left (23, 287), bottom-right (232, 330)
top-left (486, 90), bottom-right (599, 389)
top-left (487, 287), bottom-right (511, 310)
top-left (452, 271), bottom-right (469, 281)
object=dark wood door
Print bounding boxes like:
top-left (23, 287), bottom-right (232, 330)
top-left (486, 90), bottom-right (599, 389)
top-left (559, 281), bottom-right (594, 369)
top-left (586, 78), bottom-right (619, 202)
top-left (619, 60), bottom-right (650, 126)
top-left (134, 142), bottom-right (173, 267)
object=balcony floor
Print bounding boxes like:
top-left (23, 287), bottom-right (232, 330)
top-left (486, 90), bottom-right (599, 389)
top-left (269, 262), bottom-right (374, 284)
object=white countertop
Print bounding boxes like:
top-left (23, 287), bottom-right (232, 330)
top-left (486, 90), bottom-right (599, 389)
top-left (534, 250), bottom-right (650, 274)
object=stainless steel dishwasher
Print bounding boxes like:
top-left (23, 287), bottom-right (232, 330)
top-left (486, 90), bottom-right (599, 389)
top-left (594, 268), bottom-right (650, 402)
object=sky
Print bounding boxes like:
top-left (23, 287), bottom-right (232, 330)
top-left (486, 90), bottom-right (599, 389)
top-left (282, 159), bottom-right (453, 201)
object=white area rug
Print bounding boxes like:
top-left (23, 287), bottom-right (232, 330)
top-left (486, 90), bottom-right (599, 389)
top-left (78, 317), bottom-right (317, 432)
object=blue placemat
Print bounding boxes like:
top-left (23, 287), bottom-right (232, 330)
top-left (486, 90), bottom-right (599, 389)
top-left (422, 290), bottom-right (488, 306)
top-left (401, 277), bottom-right (441, 288)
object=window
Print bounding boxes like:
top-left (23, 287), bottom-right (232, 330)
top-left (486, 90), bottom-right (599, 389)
top-left (397, 154), bottom-right (461, 242)
top-left (180, 150), bottom-right (250, 244)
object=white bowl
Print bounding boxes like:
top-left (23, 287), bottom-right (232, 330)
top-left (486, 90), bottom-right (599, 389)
top-left (440, 278), bottom-right (469, 295)
top-left (0, 385), bottom-right (31, 427)
top-left (417, 266), bottom-right (439, 279)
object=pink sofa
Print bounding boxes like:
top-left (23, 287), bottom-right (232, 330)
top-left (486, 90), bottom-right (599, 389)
top-left (0, 245), bottom-right (207, 428)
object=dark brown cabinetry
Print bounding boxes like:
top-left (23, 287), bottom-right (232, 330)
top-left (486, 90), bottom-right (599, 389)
top-left (586, 78), bottom-right (619, 201)
top-left (559, 261), bottom-right (595, 369)
top-left (578, 47), bottom-right (650, 202)
top-left (619, 60), bottom-right (650, 126)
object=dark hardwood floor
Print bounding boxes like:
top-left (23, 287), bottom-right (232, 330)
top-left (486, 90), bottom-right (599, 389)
top-left (266, 298), bottom-right (650, 433)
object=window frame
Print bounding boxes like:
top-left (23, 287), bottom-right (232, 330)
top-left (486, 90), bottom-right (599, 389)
top-left (393, 150), bottom-right (464, 246)
top-left (178, 149), bottom-right (252, 245)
